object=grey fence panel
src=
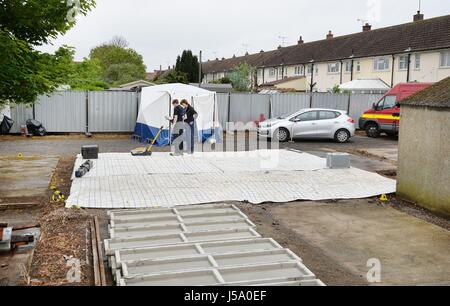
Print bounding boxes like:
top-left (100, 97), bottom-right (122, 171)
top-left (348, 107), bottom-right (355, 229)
top-left (250, 94), bottom-right (270, 122)
top-left (349, 94), bottom-right (384, 128)
top-left (270, 93), bottom-right (311, 118)
top-left (88, 91), bottom-right (138, 132)
top-left (34, 91), bottom-right (86, 132)
top-left (229, 93), bottom-right (252, 123)
top-left (9, 104), bottom-right (33, 133)
top-left (311, 93), bottom-right (349, 111)
top-left (217, 93), bottom-right (229, 129)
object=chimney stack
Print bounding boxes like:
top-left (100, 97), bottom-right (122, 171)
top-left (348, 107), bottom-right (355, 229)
top-left (326, 31), bottom-right (334, 40)
top-left (245, 51), bottom-right (249, 56)
top-left (298, 36), bottom-right (304, 44)
top-left (363, 23), bottom-right (372, 32)
top-left (414, 11), bottom-right (424, 22)
top-left (260, 50), bottom-right (264, 53)
top-left (277, 45), bottom-right (282, 50)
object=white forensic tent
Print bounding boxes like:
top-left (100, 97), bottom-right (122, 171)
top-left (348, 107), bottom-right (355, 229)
top-left (134, 83), bottom-right (221, 146)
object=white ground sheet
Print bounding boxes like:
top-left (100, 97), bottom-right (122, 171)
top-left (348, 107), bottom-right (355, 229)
top-left (66, 150), bottom-right (396, 209)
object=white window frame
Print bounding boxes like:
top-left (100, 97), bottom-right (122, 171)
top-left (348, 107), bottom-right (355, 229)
top-left (356, 61), bottom-right (361, 72)
top-left (327, 62), bottom-right (340, 74)
top-left (414, 54), bottom-right (421, 70)
top-left (398, 55), bottom-right (408, 70)
top-left (344, 61), bottom-right (352, 73)
top-left (440, 51), bottom-right (450, 68)
top-left (307, 65), bottom-right (313, 75)
top-left (294, 65), bottom-right (304, 75)
top-left (269, 68), bottom-right (276, 77)
top-left (373, 57), bottom-right (390, 71)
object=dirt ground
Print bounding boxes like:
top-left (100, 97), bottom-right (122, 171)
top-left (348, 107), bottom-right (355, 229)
top-left (1, 133), bottom-right (449, 286)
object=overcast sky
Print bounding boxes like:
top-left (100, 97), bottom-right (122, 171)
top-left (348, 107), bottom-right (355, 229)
top-left (38, 0), bottom-right (450, 72)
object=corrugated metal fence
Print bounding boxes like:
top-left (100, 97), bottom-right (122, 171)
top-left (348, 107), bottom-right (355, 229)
top-left (7, 91), bottom-right (382, 133)
top-left (9, 91), bottom-right (138, 133)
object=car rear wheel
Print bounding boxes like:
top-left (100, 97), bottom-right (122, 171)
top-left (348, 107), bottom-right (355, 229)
top-left (365, 123), bottom-right (380, 138)
top-left (274, 128), bottom-right (290, 142)
top-left (334, 129), bottom-right (350, 143)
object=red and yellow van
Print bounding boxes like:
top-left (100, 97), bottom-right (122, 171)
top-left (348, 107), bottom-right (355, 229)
top-left (359, 83), bottom-right (433, 137)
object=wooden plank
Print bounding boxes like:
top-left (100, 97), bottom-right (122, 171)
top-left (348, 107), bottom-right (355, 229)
top-left (90, 221), bottom-right (101, 286)
top-left (94, 216), bottom-right (107, 286)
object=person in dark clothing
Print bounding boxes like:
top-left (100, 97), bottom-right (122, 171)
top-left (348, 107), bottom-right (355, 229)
top-left (170, 99), bottom-right (186, 155)
top-left (180, 100), bottom-right (198, 154)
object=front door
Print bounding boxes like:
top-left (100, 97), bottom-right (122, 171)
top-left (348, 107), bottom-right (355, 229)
top-left (292, 111), bottom-right (318, 138)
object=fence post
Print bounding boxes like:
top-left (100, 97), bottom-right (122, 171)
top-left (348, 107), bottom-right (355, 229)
top-left (347, 93), bottom-right (352, 115)
top-left (85, 91), bottom-right (89, 134)
top-left (268, 94), bottom-right (272, 119)
top-left (227, 92), bottom-right (231, 129)
top-left (309, 92), bottom-right (314, 108)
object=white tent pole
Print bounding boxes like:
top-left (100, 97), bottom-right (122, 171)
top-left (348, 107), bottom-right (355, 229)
top-left (168, 93), bottom-right (172, 146)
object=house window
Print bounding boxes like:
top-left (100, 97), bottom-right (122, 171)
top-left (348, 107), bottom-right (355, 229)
top-left (356, 61), bottom-right (361, 72)
top-left (399, 55), bottom-right (409, 70)
top-left (373, 57), bottom-right (390, 71)
top-left (307, 65), bottom-right (313, 74)
top-left (327, 62), bottom-right (340, 74)
top-left (269, 68), bottom-right (276, 76)
top-left (345, 61), bottom-right (352, 73)
top-left (278, 67), bottom-right (283, 77)
top-left (294, 66), bottom-right (304, 75)
top-left (440, 51), bottom-right (450, 67)
top-left (415, 54), bottom-right (421, 69)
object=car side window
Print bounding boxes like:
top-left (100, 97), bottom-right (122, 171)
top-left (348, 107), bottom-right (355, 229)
top-left (376, 98), bottom-right (385, 110)
top-left (318, 111), bottom-right (338, 120)
top-left (296, 111), bottom-right (317, 122)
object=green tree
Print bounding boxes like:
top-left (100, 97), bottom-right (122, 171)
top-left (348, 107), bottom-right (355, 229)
top-left (89, 39), bottom-right (147, 86)
top-left (0, 0), bottom-right (96, 106)
top-left (175, 50), bottom-right (200, 83)
top-left (331, 84), bottom-right (341, 93)
top-left (161, 70), bottom-right (189, 84)
top-left (229, 63), bottom-right (255, 92)
top-left (52, 46), bottom-right (108, 91)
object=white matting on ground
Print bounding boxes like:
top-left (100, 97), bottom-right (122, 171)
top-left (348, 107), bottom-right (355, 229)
top-left (66, 150), bottom-right (396, 209)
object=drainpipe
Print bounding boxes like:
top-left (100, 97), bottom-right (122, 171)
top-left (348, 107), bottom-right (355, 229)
top-left (406, 53), bottom-right (412, 82)
top-left (340, 60), bottom-right (344, 84)
top-left (310, 62), bottom-right (315, 92)
top-left (391, 55), bottom-right (395, 87)
top-left (350, 59), bottom-right (354, 81)
top-left (262, 67), bottom-right (265, 84)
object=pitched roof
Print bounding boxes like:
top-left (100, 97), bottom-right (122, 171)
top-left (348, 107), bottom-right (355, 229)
top-left (202, 15), bottom-right (450, 73)
top-left (260, 76), bottom-right (305, 87)
top-left (400, 77), bottom-right (450, 108)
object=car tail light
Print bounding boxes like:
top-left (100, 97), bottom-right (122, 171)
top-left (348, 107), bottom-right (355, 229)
top-left (347, 118), bottom-right (355, 123)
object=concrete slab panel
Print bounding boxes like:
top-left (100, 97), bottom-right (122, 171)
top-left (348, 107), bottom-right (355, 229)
top-left (122, 256), bottom-right (215, 277)
top-left (121, 249), bottom-right (303, 278)
top-left (114, 238), bottom-right (282, 267)
top-left (110, 219), bottom-right (256, 239)
top-left (105, 228), bottom-right (261, 255)
top-left (200, 239), bottom-right (282, 254)
top-left (120, 270), bottom-right (221, 286)
top-left (214, 250), bottom-right (301, 267)
top-left (245, 279), bottom-right (326, 286)
top-left (220, 262), bottom-right (316, 284)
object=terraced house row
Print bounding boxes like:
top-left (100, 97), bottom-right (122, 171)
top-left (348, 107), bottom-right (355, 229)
top-left (201, 12), bottom-right (450, 92)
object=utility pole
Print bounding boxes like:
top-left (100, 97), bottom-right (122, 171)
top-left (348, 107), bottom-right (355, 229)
top-left (199, 50), bottom-right (202, 87)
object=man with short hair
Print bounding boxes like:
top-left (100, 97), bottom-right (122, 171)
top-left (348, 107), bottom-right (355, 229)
top-left (170, 99), bottom-right (186, 155)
